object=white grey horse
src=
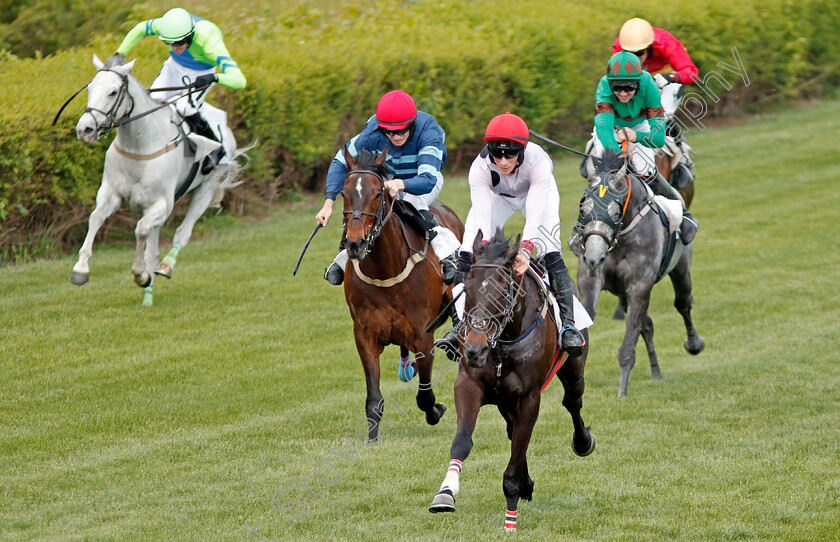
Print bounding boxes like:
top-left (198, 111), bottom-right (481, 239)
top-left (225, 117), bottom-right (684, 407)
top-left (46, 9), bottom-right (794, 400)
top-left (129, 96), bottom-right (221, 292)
top-left (72, 55), bottom-right (247, 305)
top-left (573, 148), bottom-right (704, 396)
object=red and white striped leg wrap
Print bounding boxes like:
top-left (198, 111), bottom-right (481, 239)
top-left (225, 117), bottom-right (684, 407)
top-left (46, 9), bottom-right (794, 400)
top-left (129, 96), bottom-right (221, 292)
top-left (400, 354), bottom-right (411, 367)
top-left (504, 509), bottom-right (518, 531)
top-left (439, 459), bottom-right (462, 495)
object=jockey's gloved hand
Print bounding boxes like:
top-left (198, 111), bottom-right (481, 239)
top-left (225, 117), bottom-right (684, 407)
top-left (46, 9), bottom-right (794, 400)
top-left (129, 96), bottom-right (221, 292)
top-left (104, 53), bottom-right (125, 68)
top-left (653, 73), bottom-right (670, 89)
top-left (193, 74), bottom-right (218, 88)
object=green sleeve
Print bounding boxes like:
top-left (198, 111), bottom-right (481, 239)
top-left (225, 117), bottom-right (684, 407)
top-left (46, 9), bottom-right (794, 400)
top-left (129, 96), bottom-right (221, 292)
top-left (595, 112), bottom-right (621, 152)
top-left (634, 74), bottom-right (665, 148)
top-left (116, 20), bottom-right (158, 55)
top-left (638, 117), bottom-right (666, 148)
top-left (192, 21), bottom-right (246, 89)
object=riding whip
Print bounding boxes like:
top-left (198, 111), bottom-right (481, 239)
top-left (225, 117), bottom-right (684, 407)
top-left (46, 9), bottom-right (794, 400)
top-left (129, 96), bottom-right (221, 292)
top-left (528, 129), bottom-right (590, 158)
top-left (293, 223), bottom-right (323, 276)
top-left (424, 288), bottom-right (463, 333)
top-left (52, 83), bottom-right (89, 126)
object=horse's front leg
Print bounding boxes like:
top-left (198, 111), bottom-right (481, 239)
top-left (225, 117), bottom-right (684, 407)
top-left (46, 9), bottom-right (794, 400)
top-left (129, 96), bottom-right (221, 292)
top-left (429, 373), bottom-right (482, 513)
top-left (71, 183), bottom-right (122, 285)
top-left (638, 312), bottom-right (662, 379)
top-left (141, 227), bottom-right (161, 306)
top-left (132, 198), bottom-right (170, 288)
top-left (618, 293), bottom-right (651, 397)
top-left (557, 331), bottom-right (596, 457)
top-left (576, 263), bottom-right (603, 320)
top-left (157, 178), bottom-right (217, 278)
top-left (353, 324), bottom-right (385, 441)
top-left (502, 393), bottom-right (540, 532)
top-left (414, 340), bottom-right (446, 426)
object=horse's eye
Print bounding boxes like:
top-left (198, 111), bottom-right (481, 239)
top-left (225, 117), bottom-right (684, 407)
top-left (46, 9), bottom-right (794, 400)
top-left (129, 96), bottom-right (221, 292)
top-left (108, 90), bottom-right (118, 97)
top-left (580, 198), bottom-right (594, 215)
top-left (607, 201), bottom-right (621, 221)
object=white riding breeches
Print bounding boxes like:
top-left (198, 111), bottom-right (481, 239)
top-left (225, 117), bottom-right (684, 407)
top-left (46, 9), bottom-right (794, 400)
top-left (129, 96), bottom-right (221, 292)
top-left (150, 57), bottom-right (217, 117)
top-left (660, 83), bottom-right (683, 118)
top-left (459, 188), bottom-right (563, 257)
top-left (591, 121), bottom-right (657, 177)
top-left (396, 172), bottom-right (444, 212)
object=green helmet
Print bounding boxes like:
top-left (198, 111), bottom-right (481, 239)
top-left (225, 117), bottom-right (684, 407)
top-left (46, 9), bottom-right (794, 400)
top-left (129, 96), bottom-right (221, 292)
top-left (158, 8), bottom-right (195, 42)
top-left (606, 51), bottom-right (642, 80)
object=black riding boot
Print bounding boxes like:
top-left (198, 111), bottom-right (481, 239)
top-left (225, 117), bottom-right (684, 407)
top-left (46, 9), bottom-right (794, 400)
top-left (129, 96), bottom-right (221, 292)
top-left (324, 230), bottom-right (347, 285)
top-left (185, 113), bottom-right (225, 174)
top-left (418, 209), bottom-right (457, 285)
top-left (545, 252), bottom-right (584, 358)
top-left (645, 171), bottom-right (698, 245)
top-left (434, 255), bottom-right (470, 360)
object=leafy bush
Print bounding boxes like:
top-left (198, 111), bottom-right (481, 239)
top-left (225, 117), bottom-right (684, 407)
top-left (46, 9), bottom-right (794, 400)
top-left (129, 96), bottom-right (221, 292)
top-left (1, 0), bottom-right (838, 263)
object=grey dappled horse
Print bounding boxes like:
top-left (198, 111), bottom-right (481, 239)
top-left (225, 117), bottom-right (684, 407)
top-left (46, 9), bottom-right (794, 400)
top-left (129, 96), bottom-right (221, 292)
top-left (574, 149), bottom-right (704, 396)
top-left (72, 55), bottom-right (248, 305)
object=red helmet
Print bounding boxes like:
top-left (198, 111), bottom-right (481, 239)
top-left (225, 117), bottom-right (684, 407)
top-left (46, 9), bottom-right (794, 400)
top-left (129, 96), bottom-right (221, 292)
top-left (376, 90), bottom-right (417, 130)
top-left (483, 112), bottom-right (529, 144)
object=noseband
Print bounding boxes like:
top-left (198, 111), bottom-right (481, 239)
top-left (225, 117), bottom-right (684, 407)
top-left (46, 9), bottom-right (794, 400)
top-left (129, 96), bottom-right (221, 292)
top-left (83, 69), bottom-right (135, 139)
top-left (464, 263), bottom-right (525, 348)
top-left (342, 169), bottom-right (395, 255)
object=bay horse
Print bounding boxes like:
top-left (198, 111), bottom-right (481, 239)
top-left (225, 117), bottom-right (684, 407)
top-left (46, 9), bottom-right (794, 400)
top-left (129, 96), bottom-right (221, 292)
top-left (428, 230), bottom-right (594, 532)
top-left (72, 55), bottom-right (248, 305)
top-left (575, 148), bottom-right (705, 397)
top-left (340, 148), bottom-right (464, 440)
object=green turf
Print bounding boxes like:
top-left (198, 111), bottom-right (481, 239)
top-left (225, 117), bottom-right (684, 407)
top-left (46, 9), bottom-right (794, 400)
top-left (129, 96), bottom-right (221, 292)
top-left (2, 100), bottom-right (839, 541)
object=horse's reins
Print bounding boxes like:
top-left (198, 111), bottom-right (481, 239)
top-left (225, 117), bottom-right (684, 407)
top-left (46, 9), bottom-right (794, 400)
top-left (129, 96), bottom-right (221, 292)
top-left (342, 169), bottom-right (396, 252)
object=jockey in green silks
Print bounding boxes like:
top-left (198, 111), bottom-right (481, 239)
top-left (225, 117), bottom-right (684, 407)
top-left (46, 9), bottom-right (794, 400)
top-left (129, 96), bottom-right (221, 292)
top-left (108, 8), bottom-right (246, 174)
top-left (589, 51), bottom-right (698, 244)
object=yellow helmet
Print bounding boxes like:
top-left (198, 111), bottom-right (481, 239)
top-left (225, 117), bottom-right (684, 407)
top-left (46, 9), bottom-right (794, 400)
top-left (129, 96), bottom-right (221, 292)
top-left (619, 18), bottom-right (654, 52)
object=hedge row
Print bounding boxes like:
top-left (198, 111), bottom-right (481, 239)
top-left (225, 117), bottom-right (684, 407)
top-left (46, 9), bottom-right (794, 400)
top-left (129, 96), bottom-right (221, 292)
top-left (1, 0), bottom-right (839, 263)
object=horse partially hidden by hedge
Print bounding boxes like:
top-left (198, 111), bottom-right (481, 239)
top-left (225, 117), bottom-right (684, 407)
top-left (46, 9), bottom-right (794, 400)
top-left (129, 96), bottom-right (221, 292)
top-left (574, 148), bottom-right (704, 396)
top-left (429, 230), bottom-right (594, 532)
top-left (339, 148), bottom-right (464, 440)
top-left (71, 54), bottom-right (248, 305)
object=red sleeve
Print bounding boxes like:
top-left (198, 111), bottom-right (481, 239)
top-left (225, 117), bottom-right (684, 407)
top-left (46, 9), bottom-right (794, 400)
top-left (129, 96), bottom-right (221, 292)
top-left (654, 28), bottom-right (699, 85)
top-left (611, 36), bottom-right (622, 54)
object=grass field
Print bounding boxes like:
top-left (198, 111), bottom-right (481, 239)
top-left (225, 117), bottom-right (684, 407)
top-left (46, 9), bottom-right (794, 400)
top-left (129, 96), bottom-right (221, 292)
top-left (2, 99), bottom-right (840, 541)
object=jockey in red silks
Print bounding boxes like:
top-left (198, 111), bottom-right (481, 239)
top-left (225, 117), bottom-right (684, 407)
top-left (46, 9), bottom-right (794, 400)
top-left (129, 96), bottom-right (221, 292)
top-left (612, 18), bottom-right (699, 184)
top-left (435, 113), bottom-right (585, 360)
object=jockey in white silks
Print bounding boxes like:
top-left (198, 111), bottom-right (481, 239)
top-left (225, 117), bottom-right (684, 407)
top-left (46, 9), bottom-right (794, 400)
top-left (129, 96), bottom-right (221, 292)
top-left (435, 112), bottom-right (585, 359)
top-left (316, 90), bottom-right (461, 286)
top-left (108, 7), bottom-right (246, 174)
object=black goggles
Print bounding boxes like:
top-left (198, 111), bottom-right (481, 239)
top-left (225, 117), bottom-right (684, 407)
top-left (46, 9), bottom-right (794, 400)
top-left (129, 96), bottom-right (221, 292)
top-left (609, 80), bottom-right (639, 93)
top-left (489, 147), bottom-right (522, 159)
top-left (164, 37), bottom-right (191, 47)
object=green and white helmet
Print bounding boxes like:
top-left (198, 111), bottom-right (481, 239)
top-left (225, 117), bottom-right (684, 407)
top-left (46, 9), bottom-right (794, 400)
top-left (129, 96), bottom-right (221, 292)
top-left (606, 51), bottom-right (642, 80)
top-left (158, 8), bottom-right (195, 42)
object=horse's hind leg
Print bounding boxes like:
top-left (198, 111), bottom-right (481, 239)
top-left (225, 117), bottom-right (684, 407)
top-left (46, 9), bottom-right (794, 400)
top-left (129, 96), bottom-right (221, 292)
top-left (618, 294), bottom-right (650, 397)
top-left (502, 393), bottom-right (540, 532)
top-left (141, 227), bottom-right (161, 306)
top-left (639, 313), bottom-right (662, 379)
top-left (669, 250), bottom-right (705, 355)
top-left (157, 179), bottom-right (217, 278)
top-left (353, 325), bottom-right (386, 441)
top-left (71, 184), bottom-right (122, 285)
top-left (557, 334), bottom-right (596, 457)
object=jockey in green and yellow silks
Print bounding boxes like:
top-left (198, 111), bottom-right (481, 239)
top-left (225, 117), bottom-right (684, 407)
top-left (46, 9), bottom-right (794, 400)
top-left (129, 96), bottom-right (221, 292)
top-left (109, 8), bottom-right (245, 173)
top-left (590, 51), bottom-right (698, 244)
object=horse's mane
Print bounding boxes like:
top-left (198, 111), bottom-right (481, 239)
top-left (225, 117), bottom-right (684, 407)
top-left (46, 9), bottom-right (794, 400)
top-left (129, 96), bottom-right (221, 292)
top-left (355, 149), bottom-right (394, 180)
top-left (481, 228), bottom-right (515, 263)
top-left (593, 148), bottom-right (626, 174)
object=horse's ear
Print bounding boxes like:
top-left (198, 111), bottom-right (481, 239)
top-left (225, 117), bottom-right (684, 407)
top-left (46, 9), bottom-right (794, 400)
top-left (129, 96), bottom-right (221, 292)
top-left (111, 60), bottom-right (136, 76)
top-left (585, 156), bottom-right (596, 182)
top-left (343, 145), bottom-right (358, 171)
top-left (376, 145), bottom-right (388, 165)
top-left (93, 54), bottom-right (104, 70)
top-left (472, 229), bottom-right (485, 257)
top-left (618, 154), bottom-right (628, 178)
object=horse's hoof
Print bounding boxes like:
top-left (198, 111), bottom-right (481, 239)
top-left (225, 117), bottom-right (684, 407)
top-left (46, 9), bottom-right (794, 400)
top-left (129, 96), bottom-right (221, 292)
top-left (426, 403), bottom-right (446, 425)
top-left (429, 490), bottom-right (455, 513)
top-left (572, 432), bottom-right (596, 457)
top-left (685, 336), bottom-right (705, 355)
top-left (134, 272), bottom-right (151, 288)
top-left (651, 365), bottom-right (663, 380)
top-left (69, 271), bottom-right (89, 286)
top-left (155, 262), bottom-right (173, 279)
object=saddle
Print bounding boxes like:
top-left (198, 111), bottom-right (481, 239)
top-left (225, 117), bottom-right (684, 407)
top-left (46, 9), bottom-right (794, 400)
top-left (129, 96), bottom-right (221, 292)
top-left (393, 199), bottom-right (439, 240)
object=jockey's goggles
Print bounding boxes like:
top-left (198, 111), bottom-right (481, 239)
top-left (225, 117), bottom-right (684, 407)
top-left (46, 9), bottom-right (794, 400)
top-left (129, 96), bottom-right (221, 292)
top-left (488, 142), bottom-right (524, 159)
top-left (164, 36), bottom-right (192, 47)
top-left (609, 80), bottom-right (639, 93)
top-left (380, 126), bottom-right (411, 137)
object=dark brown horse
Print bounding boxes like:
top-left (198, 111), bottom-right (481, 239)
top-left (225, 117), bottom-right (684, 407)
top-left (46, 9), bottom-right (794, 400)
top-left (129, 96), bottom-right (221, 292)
top-left (341, 148), bottom-right (464, 440)
top-left (655, 148), bottom-right (694, 208)
top-left (428, 230), bottom-right (594, 532)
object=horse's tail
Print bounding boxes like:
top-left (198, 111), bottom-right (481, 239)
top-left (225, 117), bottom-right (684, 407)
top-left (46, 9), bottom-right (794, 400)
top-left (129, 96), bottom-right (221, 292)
top-left (211, 139), bottom-right (257, 208)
